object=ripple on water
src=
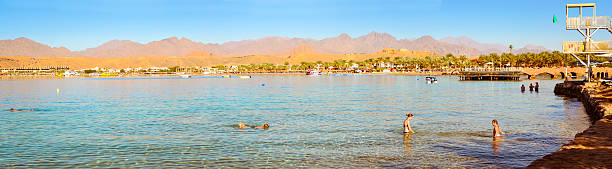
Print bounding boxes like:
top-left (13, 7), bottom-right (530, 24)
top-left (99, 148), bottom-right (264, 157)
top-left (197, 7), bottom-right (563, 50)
top-left (0, 76), bottom-right (591, 168)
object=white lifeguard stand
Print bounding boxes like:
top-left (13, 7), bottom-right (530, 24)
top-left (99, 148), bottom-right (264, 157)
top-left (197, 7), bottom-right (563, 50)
top-left (562, 3), bottom-right (612, 81)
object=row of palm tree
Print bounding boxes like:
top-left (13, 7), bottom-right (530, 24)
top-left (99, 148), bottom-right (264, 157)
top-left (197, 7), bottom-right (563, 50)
top-left (211, 51), bottom-right (601, 72)
top-left (474, 51), bottom-right (572, 67)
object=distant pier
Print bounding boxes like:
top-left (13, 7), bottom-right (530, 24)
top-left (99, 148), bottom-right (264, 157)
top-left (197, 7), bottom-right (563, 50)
top-left (459, 68), bottom-right (524, 81)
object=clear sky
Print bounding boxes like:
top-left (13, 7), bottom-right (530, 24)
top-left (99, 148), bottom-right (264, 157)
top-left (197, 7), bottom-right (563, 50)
top-left (0, 0), bottom-right (609, 51)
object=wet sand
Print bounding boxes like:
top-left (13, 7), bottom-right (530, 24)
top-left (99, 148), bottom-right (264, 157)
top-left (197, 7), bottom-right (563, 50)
top-left (527, 82), bottom-right (612, 168)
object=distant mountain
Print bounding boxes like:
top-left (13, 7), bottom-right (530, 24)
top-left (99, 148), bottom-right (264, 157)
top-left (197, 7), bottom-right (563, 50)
top-left (440, 36), bottom-right (553, 55)
top-left (404, 35), bottom-right (481, 57)
top-left (211, 36), bottom-right (314, 56)
top-left (0, 32), bottom-right (553, 58)
top-left (185, 50), bottom-right (212, 57)
top-left (440, 36), bottom-right (507, 54)
top-left (297, 31), bottom-right (398, 54)
top-left (513, 44), bottom-right (552, 54)
top-left (79, 37), bottom-right (211, 57)
top-left (79, 39), bottom-right (141, 57)
top-left (279, 44), bottom-right (318, 56)
top-left (0, 37), bottom-right (75, 57)
top-left (72, 31), bottom-right (534, 57)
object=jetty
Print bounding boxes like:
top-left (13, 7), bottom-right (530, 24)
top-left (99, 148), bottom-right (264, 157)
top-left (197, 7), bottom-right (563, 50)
top-left (459, 67), bottom-right (524, 81)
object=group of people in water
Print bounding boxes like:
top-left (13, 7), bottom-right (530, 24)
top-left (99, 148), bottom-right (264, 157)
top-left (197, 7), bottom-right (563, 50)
top-left (238, 113), bottom-right (505, 138)
top-left (520, 82), bottom-right (540, 92)
top-left (404, 113), bottom-right (504, 137)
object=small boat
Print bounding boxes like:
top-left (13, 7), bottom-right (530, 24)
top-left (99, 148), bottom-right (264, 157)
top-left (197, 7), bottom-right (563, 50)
top-left (425, 76), bottom-right (438, 83)
top-left (179, 74), bottom-right (192, 78)
top-left (222, 75), bottom-right (231, 78)
top-left (306, 70), bottom-right (321, 76)
top-left (239, 75), bottom-right (252, 79)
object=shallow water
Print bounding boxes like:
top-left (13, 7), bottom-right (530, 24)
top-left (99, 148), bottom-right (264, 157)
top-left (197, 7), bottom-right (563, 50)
top-left (0, 75), bottom-right (589, 168)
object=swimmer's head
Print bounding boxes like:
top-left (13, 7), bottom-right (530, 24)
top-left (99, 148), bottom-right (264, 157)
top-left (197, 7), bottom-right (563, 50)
top-left (238, 122), bottom-right (245, 128)
top-left (406, 113), bottom-right (413, 118)
top-left (492, 120), bottom-right (498, 126)
top-left (10, 108), bottom-right (14, 111)
top-left (263, 122), bottom-right (269, 129)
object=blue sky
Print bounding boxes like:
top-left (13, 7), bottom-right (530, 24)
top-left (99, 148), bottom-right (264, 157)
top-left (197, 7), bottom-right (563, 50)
top-left (0, 0), bottom-right (609, 51)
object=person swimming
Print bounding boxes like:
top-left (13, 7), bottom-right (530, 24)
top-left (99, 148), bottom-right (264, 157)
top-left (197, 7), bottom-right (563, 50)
top-left (238, 122), bottom-right (268, 129)
top-left (238, 122), bottom-right (248, 128)
top-left (252, 122), bottom-right (269, 129)
top-left (9, 108), bottom-right (33, 112)
top-left (403, 113), bottom-right (415, 133)
top-left (492, 119), bottom-right (505, 137)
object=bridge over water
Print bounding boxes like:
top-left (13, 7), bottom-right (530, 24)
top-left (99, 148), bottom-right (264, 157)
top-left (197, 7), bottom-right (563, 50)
top-left (459, 67), bottom-right (612, 80)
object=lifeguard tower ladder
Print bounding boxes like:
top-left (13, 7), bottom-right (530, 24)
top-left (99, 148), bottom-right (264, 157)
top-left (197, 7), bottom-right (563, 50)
top-left (563, 3), bottom-right (612, 81)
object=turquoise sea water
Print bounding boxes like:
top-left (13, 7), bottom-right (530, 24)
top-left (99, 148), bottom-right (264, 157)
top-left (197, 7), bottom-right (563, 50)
top-left (0, 75), bottom-right (590, 168)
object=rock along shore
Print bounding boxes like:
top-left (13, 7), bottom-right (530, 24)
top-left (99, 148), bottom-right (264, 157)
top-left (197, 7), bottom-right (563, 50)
top-left (526, 81), bottom-right (612, 168)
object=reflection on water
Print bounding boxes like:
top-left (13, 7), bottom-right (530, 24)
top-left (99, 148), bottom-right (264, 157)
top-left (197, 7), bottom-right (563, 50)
top-left (403, 133), bottom-right (412, 154)
top-left (0, 75), bottom-right (590, 168)
top-left (492, 137), bottom-right (501, 152)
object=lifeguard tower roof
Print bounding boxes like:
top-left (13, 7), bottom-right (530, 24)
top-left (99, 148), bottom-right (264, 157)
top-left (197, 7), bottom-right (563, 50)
top-left (566, 3), bottom-right (595, 8)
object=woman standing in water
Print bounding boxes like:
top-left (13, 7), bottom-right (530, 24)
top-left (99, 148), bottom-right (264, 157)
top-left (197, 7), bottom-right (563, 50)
top-left (404, 113), bottom-right (415, 133)
top-left (492, 120), bottom-right (505, 137)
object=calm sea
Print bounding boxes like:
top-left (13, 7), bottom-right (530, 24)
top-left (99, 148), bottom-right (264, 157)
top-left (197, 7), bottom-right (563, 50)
top-left (0, 75), bottom-right (589, 168)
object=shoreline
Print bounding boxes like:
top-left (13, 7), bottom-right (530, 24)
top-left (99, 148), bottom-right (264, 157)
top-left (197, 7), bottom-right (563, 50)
top-left (4, 66), bottom-right (612, 81)
top-left (0, 72), bottom-right (446, 81)
top-left (526, 81), bottom-right (612, 168)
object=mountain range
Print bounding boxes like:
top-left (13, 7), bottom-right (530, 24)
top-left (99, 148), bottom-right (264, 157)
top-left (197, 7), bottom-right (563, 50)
top-left (0, 31), bottom-right (551, 58)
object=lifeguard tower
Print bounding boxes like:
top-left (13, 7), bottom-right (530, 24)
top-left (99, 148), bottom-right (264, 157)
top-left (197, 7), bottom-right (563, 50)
top-left (562, 3), bottom-right (612, 81)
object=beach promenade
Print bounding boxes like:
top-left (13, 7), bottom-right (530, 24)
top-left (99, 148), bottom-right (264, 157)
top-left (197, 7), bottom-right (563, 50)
top-left (527, 82), bottom-right (612, 168)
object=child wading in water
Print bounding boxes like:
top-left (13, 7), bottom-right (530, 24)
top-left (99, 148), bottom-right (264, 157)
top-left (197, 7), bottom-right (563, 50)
top-left (404, 113), bottom-right (415, 133)
top-left (492, 120), bottom-right (505, 137)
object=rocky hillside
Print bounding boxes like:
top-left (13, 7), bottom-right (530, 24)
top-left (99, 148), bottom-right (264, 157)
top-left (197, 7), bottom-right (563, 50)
top-left (0, 32), bottom-right (552, 58)
top-left (0, 38), bottom-right (75, 57)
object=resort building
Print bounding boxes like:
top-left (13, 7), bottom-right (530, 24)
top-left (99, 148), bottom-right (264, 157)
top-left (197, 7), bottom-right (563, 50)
top-left (148, 67), bottom-right (169, 72)
top-left (0, 66), bottom-right (70, 73)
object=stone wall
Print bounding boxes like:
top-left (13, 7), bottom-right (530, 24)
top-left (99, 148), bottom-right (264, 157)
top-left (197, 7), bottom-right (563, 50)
top-left (553, 82), bottom-right (612, 121)
top-left (527, 82), bottom-right (612, 168)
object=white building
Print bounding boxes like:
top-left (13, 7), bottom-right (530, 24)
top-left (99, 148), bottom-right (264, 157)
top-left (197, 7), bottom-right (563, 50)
top-left (149, 67), bottom-right (169, 72)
